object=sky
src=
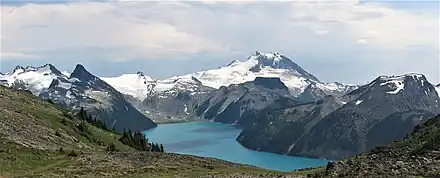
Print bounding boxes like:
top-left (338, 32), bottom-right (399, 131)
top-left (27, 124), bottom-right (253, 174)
top-left (0, 0), bottom-right (439, 85)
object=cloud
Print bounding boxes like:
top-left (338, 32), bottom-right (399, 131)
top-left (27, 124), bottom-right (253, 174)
top-left (0, 1), bottom-right (438, 83)
top-left (2, 1), bottom-right (437, 57)
top-left (1, 2), bottom-right (230, 61)
top-left (1, 52), bottom-right (42, 60)
top-left (356, 39), bottom-right (368, 44)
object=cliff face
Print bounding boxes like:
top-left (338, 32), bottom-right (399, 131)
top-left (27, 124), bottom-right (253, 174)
top-left (237, 74), bottom-right (440, 160)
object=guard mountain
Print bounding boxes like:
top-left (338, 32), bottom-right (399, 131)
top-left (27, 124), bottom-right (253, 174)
top-left (1, 51), bottom-right (439, 160)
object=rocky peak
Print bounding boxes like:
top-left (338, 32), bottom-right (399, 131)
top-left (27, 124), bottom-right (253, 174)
top-left (136, 71), bottom-right (145, 76)
top-left (226, 60), bottom-right (240, 67)
top-left (368, 73), bottom-right (433, 95)
top-left (246, 51), bottom-right (320, 82)
top-left (70, 64), bottom-right (96, 81)
top-left (12, 65), bottom-right (26, 73)
top-left (252, 77), bottom-right (288, 90)
top-left (10, 64), bottom-right (63, 76)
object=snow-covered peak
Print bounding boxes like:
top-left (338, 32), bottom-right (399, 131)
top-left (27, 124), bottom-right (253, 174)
top-left (164, 51), bottom-right (321, 92)
top-left (100, 51), bottom-right (354, 101)
top-left (103, 70), bottom-right (207, 100)
top-left (248, 51), bottom-right (283, 61)
top-left (378, 73), bottom-right (425, 81)
top-left (350, 73), bottom-right (431, 96)
top-left (0, 64), bottom-right (66, 95)
top-left (375, 73), bottom-right (428, 94)
top-left (246, 51), bottom-right (320, 82)
top-left (315, 82), bottom-right (359, 94)
top-left (101, 72), bottom-right (156, 100)
top-left (8, 64), bottom-right (63, 76)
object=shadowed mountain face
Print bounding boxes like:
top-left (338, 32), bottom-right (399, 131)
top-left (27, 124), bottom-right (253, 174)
top-left (237, 74), bottom-right (440, 160)
top-left (193, 77), bottom-right (302, 128)
top-left (0, 64), bottom-right (156, 132)
top-left (42, 64), bottom-right (156, 132)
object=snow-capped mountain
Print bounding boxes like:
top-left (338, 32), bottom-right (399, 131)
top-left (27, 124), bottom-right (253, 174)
top-left (101, 72), bottom-right (156, 101)
top-left (341, 73), bottom-right (437, 103)
top-left (0, 64), bottom-right (157, 131)
top-left (103, 51), bottom-right (358, 102)
top-left (138, 76), bottom-right (215, 122)
top-left (0, 64), bottom-right (66, 95)
top-left (97, 51), bottom-right (359, 123)
top-left (173, 51), bottom-right (357, 96)
top-left (237, 73), bottom-right (440, 160)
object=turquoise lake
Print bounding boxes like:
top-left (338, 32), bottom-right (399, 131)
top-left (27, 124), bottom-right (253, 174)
top-left (143, 121), bottom-right (328, 172)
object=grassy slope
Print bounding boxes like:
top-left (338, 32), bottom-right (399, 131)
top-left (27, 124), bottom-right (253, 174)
top-left (0, 86), bottom-right (303, 178)
top-left (310, 114), bottom-right (440, 177)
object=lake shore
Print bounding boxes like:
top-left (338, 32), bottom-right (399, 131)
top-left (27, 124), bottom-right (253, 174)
top-left (143, 121), bottom-right (328, 172)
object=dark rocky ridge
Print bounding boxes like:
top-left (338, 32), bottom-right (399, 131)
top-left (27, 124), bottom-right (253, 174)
top-left (193, 77), bottom-right (301, 127)
top-left (237, 74), bottom-right (440, 160)
top-left (39, 64), bottom-right (157, 132)
top-left (295, 83), bottom-right (328, 102)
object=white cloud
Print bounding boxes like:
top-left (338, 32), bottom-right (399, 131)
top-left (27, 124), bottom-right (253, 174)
top-left (1, 2), bottom-right (230, 61)
top-left (1, 52), bottom-right (42, 60)
top-left (1, 1), bottom-right (437, 57)
top-left (0, 1), bottom-right (438, 83)
top-left (356, 39), bottom-right (368, 44)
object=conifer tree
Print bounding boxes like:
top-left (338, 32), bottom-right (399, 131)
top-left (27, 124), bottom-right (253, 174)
top-left (160, 144), bottom-right (164, 152)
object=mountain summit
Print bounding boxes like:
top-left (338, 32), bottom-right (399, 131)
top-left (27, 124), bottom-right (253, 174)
top-left (102, 51), bottom-right (357, 105)
top-left (70, 64), bottom-right (94, 81)
top-left (247, 51), bottom-right (320, 82)
top-left (187, 51), bottom-right (320, 90)
top-left (0, 64), bottom-right (66, 95)
top-left (160, 51), bottom-right (355, 98)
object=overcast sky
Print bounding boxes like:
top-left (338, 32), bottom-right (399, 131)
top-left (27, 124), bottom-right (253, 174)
top-left (1, 0), bottom-right (439, 84)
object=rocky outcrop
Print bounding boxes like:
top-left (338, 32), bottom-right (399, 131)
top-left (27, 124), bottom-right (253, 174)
top-left (325, 115), bottom-right (440, 177)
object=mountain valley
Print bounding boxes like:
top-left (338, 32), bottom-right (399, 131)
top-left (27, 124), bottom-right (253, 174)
top-left (0, 85), bottom-right (306, 177)
top-left (1, 51), bottom-right (440, 164)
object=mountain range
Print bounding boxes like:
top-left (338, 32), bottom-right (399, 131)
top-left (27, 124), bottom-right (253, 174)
top-left (0, 64), bottom-right (156, 132)
top-left (237, 73), bottom-right (440, 159)
top-left (1, 51), bottom-right (439, 160)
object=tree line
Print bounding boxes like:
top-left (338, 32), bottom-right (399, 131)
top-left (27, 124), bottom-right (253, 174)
top-left (77, 107), bottom-right (164, 152)
top-left (119, 129), bottom-right (164, 152)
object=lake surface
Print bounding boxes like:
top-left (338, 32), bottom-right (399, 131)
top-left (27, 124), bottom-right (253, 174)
top-left (143, 121), bottom-right (328, 172)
